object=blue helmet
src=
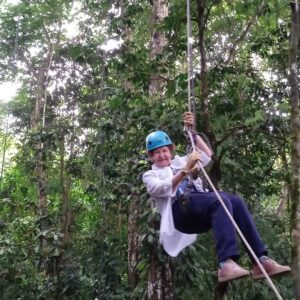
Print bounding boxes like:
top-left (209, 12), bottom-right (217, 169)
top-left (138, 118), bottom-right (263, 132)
top-left (146, 131), bottom-right (173, 151)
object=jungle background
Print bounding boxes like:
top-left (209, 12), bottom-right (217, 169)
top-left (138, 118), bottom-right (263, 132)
top-left (0, 0), bottom-right (299, 299)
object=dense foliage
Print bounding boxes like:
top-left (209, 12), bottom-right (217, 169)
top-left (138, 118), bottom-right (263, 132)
top-left (0, 0), bottom-right (296, 299)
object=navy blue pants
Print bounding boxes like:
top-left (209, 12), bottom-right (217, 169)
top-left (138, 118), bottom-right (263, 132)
top-left (172, 191), bottom-right (267, 263)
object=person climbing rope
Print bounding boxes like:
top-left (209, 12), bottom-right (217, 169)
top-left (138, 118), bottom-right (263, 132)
top-left (142, 112), bottom-right (291, 283)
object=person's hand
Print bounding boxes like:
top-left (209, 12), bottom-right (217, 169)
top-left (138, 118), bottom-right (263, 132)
top-left (190, 164), bottom-right (200, 179)
top-left (183, 151), bottom-right (201, 173)
top-left (183, 111), bottom-right (194, 128)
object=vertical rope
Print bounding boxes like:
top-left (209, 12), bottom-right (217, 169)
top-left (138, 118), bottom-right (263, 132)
top-left (186, 0), bottom-right (195, 118)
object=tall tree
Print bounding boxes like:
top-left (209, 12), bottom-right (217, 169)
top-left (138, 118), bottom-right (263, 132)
top-left (289, 0), bottom-right (300, 298)
top-left (147, 1), bottom-right (173, 299)
top-left (0, 107), bottom-right (10, 186)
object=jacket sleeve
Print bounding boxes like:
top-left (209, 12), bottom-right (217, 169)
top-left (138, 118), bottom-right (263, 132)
top-left (142, 170), bottom-right (173, 198)
top-left (201, 152), bottom-right (211, 167)
top-left (175, 152), bottom-right (211, 168)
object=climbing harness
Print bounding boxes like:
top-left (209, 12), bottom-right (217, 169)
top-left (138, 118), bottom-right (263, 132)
top-left (184, 0), bottom-right (284, 299)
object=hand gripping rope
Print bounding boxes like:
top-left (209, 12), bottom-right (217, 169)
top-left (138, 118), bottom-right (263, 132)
top-left (185, 0), bottom-right (283, 299)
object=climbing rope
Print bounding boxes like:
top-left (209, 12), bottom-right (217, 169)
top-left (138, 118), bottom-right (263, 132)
top-left (186, 0), bottom-right (195, 122)
top-left (185, 1), bottom-right (283, 299)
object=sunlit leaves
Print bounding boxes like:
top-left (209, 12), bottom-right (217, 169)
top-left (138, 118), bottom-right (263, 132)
top-left (0, 0), bottom-right (295, 298)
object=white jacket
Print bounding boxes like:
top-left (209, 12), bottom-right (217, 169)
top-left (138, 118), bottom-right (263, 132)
top-left (142, 153), bottom-right (211, 257)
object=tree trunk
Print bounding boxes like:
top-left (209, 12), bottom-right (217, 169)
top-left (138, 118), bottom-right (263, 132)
top-left (289, 1), bottom-right (300, 298)
top-left (196, 0), bottom-right (210, 137)
top-left (196, 1), bottom-right (226, 298)
top-left (149, 0), bottom-right (168, 97)
top-left (31, 55), bottom-right (52, 273)
top-left (31, 29), bottom-right (59, 217)
top-left (51, 134), bottom-right (73, 300)
top-left (147, 1), bottom-right (173, 299)
top-left (147, 219), bottom-right (173, 300)
top-left (214, 282), bottom-right (228, 300)
top-left (0, 111), bottom-right (9, 188)
top-left (29, 38), bottom-right (58, 286)
top-left (31, 65), bottom-right (49, 215)
top-left (196, 0), bottom-right (221, 189)
top-left (59, 135), bottom-right (73, 247)
top-left (276, 184), bottom-right (288, 218)
top-left (30, 41), bottom-right (56, 216)
top-left (127, 194), bottom-right (140, 291)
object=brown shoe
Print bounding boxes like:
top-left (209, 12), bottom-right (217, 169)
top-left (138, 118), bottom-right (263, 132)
top-left (218, 259), bottom-right (250, 282)
top-left (251, 258), bottom-right (291, 280)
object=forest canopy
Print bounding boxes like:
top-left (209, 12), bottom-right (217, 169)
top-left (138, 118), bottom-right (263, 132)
top-left (0, 0), bottom-right (299, 299)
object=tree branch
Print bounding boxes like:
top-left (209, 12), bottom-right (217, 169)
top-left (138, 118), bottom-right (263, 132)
top-left (223, 0), bottom-right (267, 66)
top-left (204, 0), bottom-right (220, 30)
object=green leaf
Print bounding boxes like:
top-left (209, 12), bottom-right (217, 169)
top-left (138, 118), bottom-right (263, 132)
top-left (69, 46), bottom-right (82, 59)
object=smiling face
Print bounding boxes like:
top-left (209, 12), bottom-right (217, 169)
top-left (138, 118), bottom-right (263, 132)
top-left (149, 146), bottom-right (172, 168)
